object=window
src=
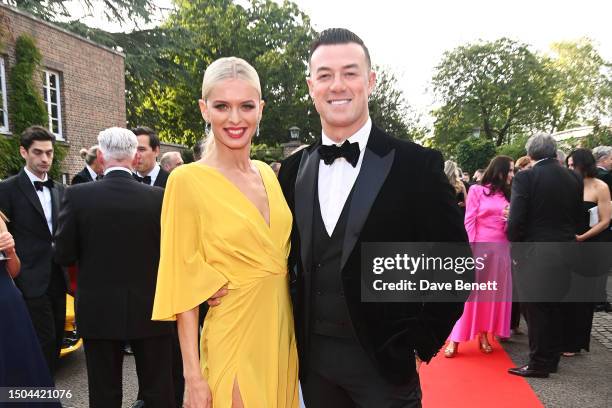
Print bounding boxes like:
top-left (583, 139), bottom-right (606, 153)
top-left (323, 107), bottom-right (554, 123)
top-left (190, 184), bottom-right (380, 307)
top-left (0, 58), bottom-right (8, 133)
top-left (43, 70), bottom-right (63, 139)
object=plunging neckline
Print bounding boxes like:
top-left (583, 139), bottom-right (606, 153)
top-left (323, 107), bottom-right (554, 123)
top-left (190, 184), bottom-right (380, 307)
top-left (196, 162), bottom-right (272, 229)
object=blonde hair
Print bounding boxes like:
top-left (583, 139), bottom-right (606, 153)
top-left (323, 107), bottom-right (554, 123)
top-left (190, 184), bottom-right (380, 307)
top-left (80, 145), bottom-right (100, 165)
top-left (200, 57), bottom-right (262, 158)
top-left (444, 160), bottom-right (463, 193)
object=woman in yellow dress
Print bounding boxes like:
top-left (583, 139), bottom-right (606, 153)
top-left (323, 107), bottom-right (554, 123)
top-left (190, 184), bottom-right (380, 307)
top-left (152, 57), bottom-right (298, 408)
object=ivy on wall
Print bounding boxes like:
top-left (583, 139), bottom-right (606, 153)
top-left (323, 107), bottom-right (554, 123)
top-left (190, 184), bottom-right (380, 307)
top-left (0, 34), bottom-right (66, 180)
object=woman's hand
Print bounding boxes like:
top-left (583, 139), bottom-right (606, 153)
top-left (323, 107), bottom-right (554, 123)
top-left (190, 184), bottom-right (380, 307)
top-left (207, 284), bottom-right (228, 307)
top-left (183, 375), bottom-right (212, 408)
top-left (0, 231), bottom-right (15, 255)
top-left (575, 234), bottom-right (585, 242)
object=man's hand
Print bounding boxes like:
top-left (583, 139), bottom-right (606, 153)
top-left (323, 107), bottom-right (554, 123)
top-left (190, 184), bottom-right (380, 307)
top-left (207, 285), bottom-right (228, 307)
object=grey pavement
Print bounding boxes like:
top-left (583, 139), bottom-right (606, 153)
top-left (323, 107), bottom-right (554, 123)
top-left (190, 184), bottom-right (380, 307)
top-left (55, 349), bottom-right (139, 408)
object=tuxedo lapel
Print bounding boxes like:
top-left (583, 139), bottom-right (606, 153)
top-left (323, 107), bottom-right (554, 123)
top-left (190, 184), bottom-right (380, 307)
top-left (50, 182), bottom-right (61, 235)
top-left (17, 170), bottom-right (47, 225)
top-left (340, 131), bottom-right (395, 270)
top-left (294, 145), bottom-right (320, 275)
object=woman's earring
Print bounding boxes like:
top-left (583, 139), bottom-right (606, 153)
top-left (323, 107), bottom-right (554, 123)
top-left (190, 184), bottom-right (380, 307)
top-left (256, 123), bottom-right (260, 138)
top-left (205, 122), bottom-right (211, 136)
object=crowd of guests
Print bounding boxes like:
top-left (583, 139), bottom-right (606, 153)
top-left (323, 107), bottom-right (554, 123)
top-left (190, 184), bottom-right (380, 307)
top-left (442, 137), bottom-right (612, 378)
top-left (1, 26), bottom-right (611, 408)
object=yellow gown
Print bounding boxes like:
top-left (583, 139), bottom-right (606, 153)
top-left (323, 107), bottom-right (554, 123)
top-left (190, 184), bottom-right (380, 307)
top-left (152, 161), bottom-right (298, 408)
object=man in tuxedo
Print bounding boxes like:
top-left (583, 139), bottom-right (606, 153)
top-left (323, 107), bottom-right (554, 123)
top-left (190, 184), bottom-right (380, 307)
top-left (506, 133), bottom-right (583, 378)
top-left (72, 145), bottom-right (104, 184)
top-left (0, 126), bottom-right (67, 375)
top-left (54, 127), bottom-right (175, 408)
top-left (278, 29), bottom-right (467, 407)
top-left (132, 126), bottom-right (169, 188)
top-left (160, 151), bottom-right (184, 173)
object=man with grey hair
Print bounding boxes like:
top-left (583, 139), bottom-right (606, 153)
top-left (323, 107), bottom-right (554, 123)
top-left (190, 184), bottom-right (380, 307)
top-left (506, 133), bottom-right (583, 378)
top-left (160, 151), bottom-right (184, 173)
top-left (55, 127), bottom-right (176, 407)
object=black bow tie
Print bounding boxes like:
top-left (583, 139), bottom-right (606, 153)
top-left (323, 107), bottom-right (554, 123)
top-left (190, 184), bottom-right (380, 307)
top-left (134, 174), bottom-right (152, 185)
top-left (318, 140), bottom-right (360, 167)
top-left (96, 174), bottom-right (103, 181)
top-left (33, 179), bottom-right (54, 191)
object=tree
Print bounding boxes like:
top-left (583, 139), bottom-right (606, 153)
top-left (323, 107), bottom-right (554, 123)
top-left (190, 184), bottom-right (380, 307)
top-left (455, 137), bottom-right (496, 175)
top-left (369, 66), bottom-right (427, 141)
top-left (115, 0), bottom-right (318, 148)
top-left (4, 0), bottom-right (157, 24)
top-left (432, 38), bottom-right (553, 157)
top-left (544, 38), bottom-right (612, 133)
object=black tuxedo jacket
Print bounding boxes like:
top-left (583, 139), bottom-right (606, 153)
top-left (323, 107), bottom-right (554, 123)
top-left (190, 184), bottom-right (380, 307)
top-left (0, 169), bottom-right (67, 298)
top-left (54, 170), bottom-right (173, 339)
top-left (154, 168), bottom-right (169, 188)
top-left (71, 167), bottom-right (94, 185)
top-left (278, 125), bottom-right (468, 385)
top-left (507, 158), bottom-right (583, 243)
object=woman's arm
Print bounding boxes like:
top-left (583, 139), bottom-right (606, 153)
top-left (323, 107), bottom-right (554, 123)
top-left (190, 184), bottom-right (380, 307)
top-left (0, 219), bottom-right (20, 278)
top-left (177, 307), bottom-right (212, 408)
top-left (577, 182), bottom-right (612, 241)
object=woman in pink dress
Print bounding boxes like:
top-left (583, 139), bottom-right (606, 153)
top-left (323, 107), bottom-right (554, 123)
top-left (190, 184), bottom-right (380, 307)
top-left (445, 156), bottom-right (514, 357)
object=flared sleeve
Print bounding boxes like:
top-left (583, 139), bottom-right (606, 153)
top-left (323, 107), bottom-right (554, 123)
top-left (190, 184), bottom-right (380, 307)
top-left (152, 168), bottom-right (228, 321)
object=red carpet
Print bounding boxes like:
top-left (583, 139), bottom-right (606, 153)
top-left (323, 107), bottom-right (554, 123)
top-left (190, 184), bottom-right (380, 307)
top-left (420, 339), bottom-right (543, 408)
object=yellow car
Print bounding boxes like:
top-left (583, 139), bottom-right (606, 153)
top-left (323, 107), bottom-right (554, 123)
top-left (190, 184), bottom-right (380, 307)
top-left (60, 294), bottom-right (83, 357)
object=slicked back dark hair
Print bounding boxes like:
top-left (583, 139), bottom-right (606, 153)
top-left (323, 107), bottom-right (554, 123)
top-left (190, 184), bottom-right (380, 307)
top-left (20, 126), bottom-right (56, 150)
top-left (567, 148), bottom-right (597, 178)
top-left (309, 28), bottom-right (372, 69)
top-left (131, 126), bottom-right (160, 150)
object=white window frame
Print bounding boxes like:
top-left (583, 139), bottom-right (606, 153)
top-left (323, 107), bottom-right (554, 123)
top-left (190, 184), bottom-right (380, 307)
top-left (43, 69), bottom-right (63, 140)
top-left (0, 58), bottom-right (8, 134)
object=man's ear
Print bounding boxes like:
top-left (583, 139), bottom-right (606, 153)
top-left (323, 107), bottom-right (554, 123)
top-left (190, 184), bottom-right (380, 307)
top-left (307, 76), bottom-right (314, 98)
top-left (19, 146), bottom-right (28, 161)
top-left (367, 70), bottom-right (376, 96)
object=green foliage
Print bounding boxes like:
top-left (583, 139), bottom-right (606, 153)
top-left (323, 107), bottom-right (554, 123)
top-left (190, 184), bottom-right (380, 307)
top-left (432, 38), bottom-right (553, 153)
top-left (9, 35), bottom-right (48, 136)
top-left (369, 66), bottom-right (427, 141)
top-left (495, 135), bottom-right (528, 160)
top-left (455, 137), bottom-right (496, 175)
top-left (545, 38), bottom-right (612, 132)
top-left (250, 143), bottom-right (283, 163)
top-left (8, 0), bottom-right (156, 24)
top-left (0, 136), bottom-right (22, 179)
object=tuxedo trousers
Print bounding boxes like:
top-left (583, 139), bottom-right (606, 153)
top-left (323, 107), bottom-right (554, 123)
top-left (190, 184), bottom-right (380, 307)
top-left (521, 302), bottom-right (562, 370)
top-left (302, 334), bottom-right (422, 408)
top-left (83, 336), bottom-right (175, 408)
top-left (23, 269), bottom-right (66, 376)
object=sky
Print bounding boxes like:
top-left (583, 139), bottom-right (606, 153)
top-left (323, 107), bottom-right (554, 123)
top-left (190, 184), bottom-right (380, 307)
top-left (68, 0), bottom-right (612, 123)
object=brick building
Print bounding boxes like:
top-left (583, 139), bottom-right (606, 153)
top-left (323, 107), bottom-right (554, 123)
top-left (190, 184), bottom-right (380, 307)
top-left (0, 3), bottom-right (126, 183)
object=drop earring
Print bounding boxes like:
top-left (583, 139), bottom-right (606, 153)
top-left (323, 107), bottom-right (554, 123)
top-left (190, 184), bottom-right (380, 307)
top-left (205, 122), bottom-right (211, 136)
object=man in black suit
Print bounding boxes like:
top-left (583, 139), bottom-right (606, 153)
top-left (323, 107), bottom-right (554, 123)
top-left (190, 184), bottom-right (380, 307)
top-left (132, 126), bottom-right (169, 188)
top-left (0, 126), bottom-right (67, 376)
top-left (506, 133), bottom-right (583, 378)
top-left (54, 127), bottom-right (175, 408)
top-left (278, 29), bottom-right (467, 407)
top-left (72, 145), bottom-right (104, 184)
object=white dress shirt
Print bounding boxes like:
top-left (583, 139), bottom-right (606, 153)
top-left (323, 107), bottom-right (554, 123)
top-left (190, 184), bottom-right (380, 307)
top-left (136, 163), bottom-right (160, 186)
top-left (23, 166), bottom-right (53, 233)
top-left (85, 164), bottom-right (98, 181)
top-left (104, 167), bottom-right (134, 176)
top-left (318, 118), bottom-right (371, 236)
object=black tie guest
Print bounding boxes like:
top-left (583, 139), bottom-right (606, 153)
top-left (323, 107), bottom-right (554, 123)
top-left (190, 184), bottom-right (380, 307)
top-left (72, 145), bottom-right (104, 184)
top-left (54, 127), bottom-right (176, 408)
top-left (278, 28), bottom-right (468, 407)
top-left (132, 126), bottom-right (169, 188)
top-left (0, 126), bottom-right (67, 376)
top-left (507, 133), bottom-right (583, 378)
